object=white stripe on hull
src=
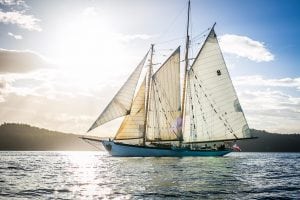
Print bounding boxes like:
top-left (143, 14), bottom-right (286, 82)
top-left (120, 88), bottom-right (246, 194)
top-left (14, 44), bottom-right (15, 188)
top-left (101, 141), bottom-right (231, 157)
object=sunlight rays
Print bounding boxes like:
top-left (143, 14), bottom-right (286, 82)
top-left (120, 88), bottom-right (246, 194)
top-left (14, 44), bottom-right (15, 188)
top-left (49, 8), bottom-right (127, 88)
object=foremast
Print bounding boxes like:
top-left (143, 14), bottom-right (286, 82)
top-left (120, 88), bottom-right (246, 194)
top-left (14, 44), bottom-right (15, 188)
top-left (143, 44), bottom-right (154, 145)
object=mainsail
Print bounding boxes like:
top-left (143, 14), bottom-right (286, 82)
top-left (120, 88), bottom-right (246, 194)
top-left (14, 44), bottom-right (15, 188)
top-left (114, 78), bottom-right (146, 140)
top-left (146, 47), bottom-right (181, 141)
top-left (88, 52), bottom-right (148, 132)
top-left (186, 26), bottom-right (250, 142)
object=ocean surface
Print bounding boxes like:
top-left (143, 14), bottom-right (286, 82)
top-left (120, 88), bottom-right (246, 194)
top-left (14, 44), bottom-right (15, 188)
top-left (0, 151), bottom-right (299, 199)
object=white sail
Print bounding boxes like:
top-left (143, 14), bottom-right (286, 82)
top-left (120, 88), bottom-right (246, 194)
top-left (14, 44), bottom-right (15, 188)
top-left (114, 78), bottom-right (146, 140)
top-left (187, 27), bottom-right (250, 142)
top-left (182, 73), bottom-right (192, 142)
top-left (88, 52), bottom-right (148, 132)
top-left (146, 47), bottom-right (181, 141)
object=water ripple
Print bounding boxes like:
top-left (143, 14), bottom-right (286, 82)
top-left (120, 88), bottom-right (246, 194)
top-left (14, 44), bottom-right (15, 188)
top-left (0, 152), bottom-right (299, 199)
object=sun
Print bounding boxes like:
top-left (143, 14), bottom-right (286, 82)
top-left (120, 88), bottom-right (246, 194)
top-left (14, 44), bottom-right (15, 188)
top-left (49, 8), bottom-right (126, 87)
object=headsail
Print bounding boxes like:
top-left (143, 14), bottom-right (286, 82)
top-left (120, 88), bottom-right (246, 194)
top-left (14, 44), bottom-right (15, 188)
top-left (88, 51), bottom-right (149, 132)
top-left (146, 47), bottom-right (181, 141)
top-left (187, 26), bottom-right (250, 142)
top-left (114, 77), bottom-right (146, 140)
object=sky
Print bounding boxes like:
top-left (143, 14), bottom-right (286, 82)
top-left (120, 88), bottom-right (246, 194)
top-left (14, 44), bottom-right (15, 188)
top-left (0, 0), bottom-right (299, 136)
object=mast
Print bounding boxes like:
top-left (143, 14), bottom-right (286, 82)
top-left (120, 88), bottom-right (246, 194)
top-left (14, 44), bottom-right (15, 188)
top-left (180, 0), bottom-right (191, 141)
top-left (143, 44), bottom-right (154, 145)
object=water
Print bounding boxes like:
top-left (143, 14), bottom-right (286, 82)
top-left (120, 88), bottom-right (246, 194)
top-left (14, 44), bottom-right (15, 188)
top-left (0, 152), bottom-right (299, 199)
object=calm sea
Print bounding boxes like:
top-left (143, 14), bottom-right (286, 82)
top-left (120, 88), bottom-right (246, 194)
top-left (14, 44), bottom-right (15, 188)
top-left (0, 151), bottom-right (299, 199)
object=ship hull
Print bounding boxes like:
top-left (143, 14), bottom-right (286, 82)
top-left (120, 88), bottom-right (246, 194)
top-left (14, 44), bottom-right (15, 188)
top-left (101, 140), bottom-right (231, 157)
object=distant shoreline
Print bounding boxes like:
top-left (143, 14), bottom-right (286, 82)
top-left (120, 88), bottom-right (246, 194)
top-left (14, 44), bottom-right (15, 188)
top-left (1, 123), bottom-right (299, 152)
top-left (1, 151), bottom-right (300, 153)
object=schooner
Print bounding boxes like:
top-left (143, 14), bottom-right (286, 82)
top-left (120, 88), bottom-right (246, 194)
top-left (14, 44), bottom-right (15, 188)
top-left (85, 1), bottom-right (254, 156)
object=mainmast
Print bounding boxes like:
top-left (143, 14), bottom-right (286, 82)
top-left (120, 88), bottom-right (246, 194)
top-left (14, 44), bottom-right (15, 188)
top-left (180, 0), bottom-right (191, 140)
top-left (143, 44), bottom-right (154, 145)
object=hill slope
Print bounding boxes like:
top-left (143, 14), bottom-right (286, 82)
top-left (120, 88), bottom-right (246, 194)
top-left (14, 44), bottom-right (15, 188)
top-left (0, 123), bottom-right (96, 151)
top-left (237, 129), bottom-right (300, 152)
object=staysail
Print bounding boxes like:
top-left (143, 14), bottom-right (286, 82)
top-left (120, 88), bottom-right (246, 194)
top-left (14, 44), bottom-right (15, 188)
top-left (114, 78), bottom-right (146, 140)
top-left (187, 26), bottom-right (250, 142)
top-left (88, 52), bottom-right (148, 132)
top-left (146, 47), bottom-right (181, 141)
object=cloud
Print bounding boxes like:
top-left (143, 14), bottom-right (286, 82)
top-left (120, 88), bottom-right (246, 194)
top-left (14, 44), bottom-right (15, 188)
top-left (234, 75), bottom-right (300, 90)
top-left (0, 64), bottom-right (123, 134)
top-left (238, 89), bottom-right (300, 133)
top-left (8, 32), bottom-right (23, 39)
top-left (0, 48), bottom-right (50, 73)
top-left (0, 0), bottom-right (26, 6)
top-left (219, 34), bottom-right (274, 62)
top-left (117, 34), bottom-right (154, 42)
top-left (232, 75), bottom-right (300, 133)
top-left (0, 78), bottom-right (6, 91)
top-left (0, 77), bottom-right (11, 102)
top-left (82, 7), bottom-right (98, 17)
top-left (0, 11), bottom-right (42, 31)
top-left (0, 84), bottom-right (103, 134)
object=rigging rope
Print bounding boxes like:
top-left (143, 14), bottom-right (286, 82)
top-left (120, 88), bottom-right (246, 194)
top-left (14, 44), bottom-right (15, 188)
top-left (189, 75), bottom-right (210, 140)
top-left (191, 28), bottom-right (210, 42)
top-left (155, 36), bottom-right (185, 45)
top-left (157, 4), bottom-right (188, 42)
top-left (151, 78), bottom-right (180, 139)
top-left (153, 82), bottom-right (161, 140)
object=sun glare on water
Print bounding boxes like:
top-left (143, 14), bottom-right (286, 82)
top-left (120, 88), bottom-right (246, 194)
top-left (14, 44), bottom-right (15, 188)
top-left (65, 151), bottom-right (109, 197)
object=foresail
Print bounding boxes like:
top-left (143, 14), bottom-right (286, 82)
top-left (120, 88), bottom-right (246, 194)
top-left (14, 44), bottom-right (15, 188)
top-left (88, 52), bottom-right (148, 132)
top-left (146, 47), bottom-right (181, 141)
top-left (114, 78), bottom-right (146, 140)
top-left (187, 27), bottom-right (250, 142)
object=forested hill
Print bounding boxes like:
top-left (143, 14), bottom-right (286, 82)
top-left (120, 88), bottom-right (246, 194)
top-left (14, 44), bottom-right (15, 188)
top-left (0, 123), bottom-right (96, 151)
top-left (237, 129), bottom-right (300, 152)
top-left (0, 123), bottom-right (299, 152)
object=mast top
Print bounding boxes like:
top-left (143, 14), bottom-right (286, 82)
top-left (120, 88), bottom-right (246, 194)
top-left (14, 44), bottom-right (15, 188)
top-left (212, 22), bottom-right (216, 29)
top-left (186, 0), bottom-right (191, 37)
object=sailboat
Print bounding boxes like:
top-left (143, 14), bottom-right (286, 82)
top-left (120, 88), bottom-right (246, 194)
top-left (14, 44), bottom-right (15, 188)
top-left (84, 1), bottom-right (254, 157)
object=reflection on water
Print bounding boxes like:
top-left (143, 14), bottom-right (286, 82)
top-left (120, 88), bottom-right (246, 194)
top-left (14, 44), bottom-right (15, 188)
top-left (0, 151), bottom-right (299, 199)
